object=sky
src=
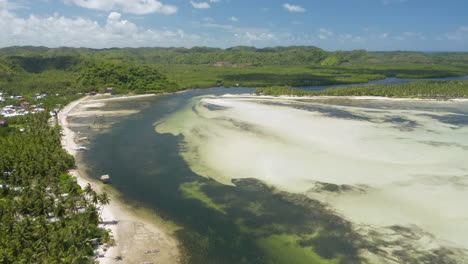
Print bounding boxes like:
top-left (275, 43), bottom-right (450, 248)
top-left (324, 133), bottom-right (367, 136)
top-left (0, 0), bottom-right (467, 51)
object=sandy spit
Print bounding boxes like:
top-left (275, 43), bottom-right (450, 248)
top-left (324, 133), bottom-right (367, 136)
top-left (85, 93), bottom-right (157, 103)
top-left (58, 95), bottom-right (181, 264)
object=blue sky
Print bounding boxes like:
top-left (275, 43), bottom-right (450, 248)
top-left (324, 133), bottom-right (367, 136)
top-left (1, 0), bottom-right (467, 51)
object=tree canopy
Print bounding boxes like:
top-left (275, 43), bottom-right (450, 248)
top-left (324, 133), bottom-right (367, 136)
top-left (254, 80), bottom-right (468, 98)
top-left (0, 112), bottom-right (111, 263)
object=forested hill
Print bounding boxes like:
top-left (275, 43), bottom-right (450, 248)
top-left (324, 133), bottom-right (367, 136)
top-left (2, 45), bottom-right (468, 66)
top-left (0, 56), bottom-right (181, 95)
top-left (77, 62), bottom-right (179, 93)
top-left (1, 45), bottom-right (468, 94)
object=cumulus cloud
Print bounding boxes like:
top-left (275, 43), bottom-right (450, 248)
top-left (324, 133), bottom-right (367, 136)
top-left (107, 11), bottom-right (122, 20)
top-left (283, 3), bottom-right (305, 12)
top-left (0, 10), bottom-right (201, 48)
top-left (64, 0), bottom-right (177, 15)
top-left (190, 1), bottom-right (210, 9)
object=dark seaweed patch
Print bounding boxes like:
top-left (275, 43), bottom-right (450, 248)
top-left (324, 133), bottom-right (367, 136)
top-left (308, 181), bottom-right (367, 194)
top-left (203, 103), bottom-right (230, 111)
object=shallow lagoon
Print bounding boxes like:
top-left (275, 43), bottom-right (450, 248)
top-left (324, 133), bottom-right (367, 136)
top-left (156, 95), bottom-right (468, 262)
top-left (78, 83), bottom-right (468, 263)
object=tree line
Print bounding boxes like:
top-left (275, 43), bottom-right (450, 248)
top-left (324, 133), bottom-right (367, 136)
top-left (0, 112), bottom-right (111, 263)
top-left (254, 80), bottom-right (468, 98)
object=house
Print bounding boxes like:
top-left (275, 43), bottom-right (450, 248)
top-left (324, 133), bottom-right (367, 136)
top-left (0, 120), bottom-right (8, 127)
top-left (20, 101), bottom-right (30, 108)
top-left (89, 91), bottom-right (97, 96)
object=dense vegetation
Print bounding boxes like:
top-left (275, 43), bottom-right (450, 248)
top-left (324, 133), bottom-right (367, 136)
top-left (254, 80), bottom-right (468, 98)
top-left (2, 46), bottom-right (468, 67)
top-left (78, 62), bottom-right (180, 93)
top-left (1, 46), bottom-right (468, 92)
top-left (0, 112), bottom-right (111, 263)
top-left (0, 59), bottom-right (180, 96)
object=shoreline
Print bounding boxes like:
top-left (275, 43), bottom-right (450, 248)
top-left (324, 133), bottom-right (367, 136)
top-left (221, 93), bottom-right (468, 102)
top-left (58, 94), bottom-right (181, 264)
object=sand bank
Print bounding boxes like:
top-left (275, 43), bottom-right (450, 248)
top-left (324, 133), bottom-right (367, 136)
top-left (156, 95), bottom-right (468, 262)
top-left (58, 95), bottom-right (180, 264)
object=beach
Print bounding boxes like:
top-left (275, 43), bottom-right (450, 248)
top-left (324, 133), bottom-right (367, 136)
top-left (58, 94), bottom-right (181, 264)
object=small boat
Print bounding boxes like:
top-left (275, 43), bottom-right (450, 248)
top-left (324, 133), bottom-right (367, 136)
top-left (76, 146), bottom-right (88, 151)
top-left (100, 174), bottom-right (110, 183)
top-left (144, 249), bottom-right (160, 255)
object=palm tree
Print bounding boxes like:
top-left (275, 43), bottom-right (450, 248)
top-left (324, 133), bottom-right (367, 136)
top-left (97, 192), bottom-right (110, 219)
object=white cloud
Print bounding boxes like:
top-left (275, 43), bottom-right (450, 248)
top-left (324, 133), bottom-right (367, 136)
top-left (0, 0), bottom-right (28, 10)
top-left (107, 11), bottom-right (122, 21)
top-left (64, 0), bottom-right (177, 15)
top-left (339, 33), bottom-right (353, 40)
top-left (0, 10), bottom-right (201, 48)
top-left (315, 28), bottom-right (364, 43)
top-left (234, 32), bottom-right (277, 44)
top-left (445, 26), bottom-right (468, 40)
top-left (230, 16), bottom-right (239, 22)
top-left (318, 28), bottom-right (334, 40)
top-left (403, 31), bottom-right (426, 40)
top-left (190, 1), bottom-right (210, 9)
top-left (379, 33), bottom-right (389, 39)
top-left (194, 21), bottom-right (283, 45)
top-left (283, 3), bottom-right (305, 12)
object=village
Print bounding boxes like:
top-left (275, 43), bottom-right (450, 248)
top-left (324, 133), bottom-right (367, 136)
top-left (0, 89), bottom-right (110, 128)
top-left (0, 92), bottom-right (47, 125)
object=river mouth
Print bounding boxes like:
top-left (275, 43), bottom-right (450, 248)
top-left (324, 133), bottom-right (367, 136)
top-left (75, 83), bottom-right (468, 263)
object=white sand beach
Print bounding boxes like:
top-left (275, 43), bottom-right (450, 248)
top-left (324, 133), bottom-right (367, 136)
top-left (58, 95), bottom-right (180, 264)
